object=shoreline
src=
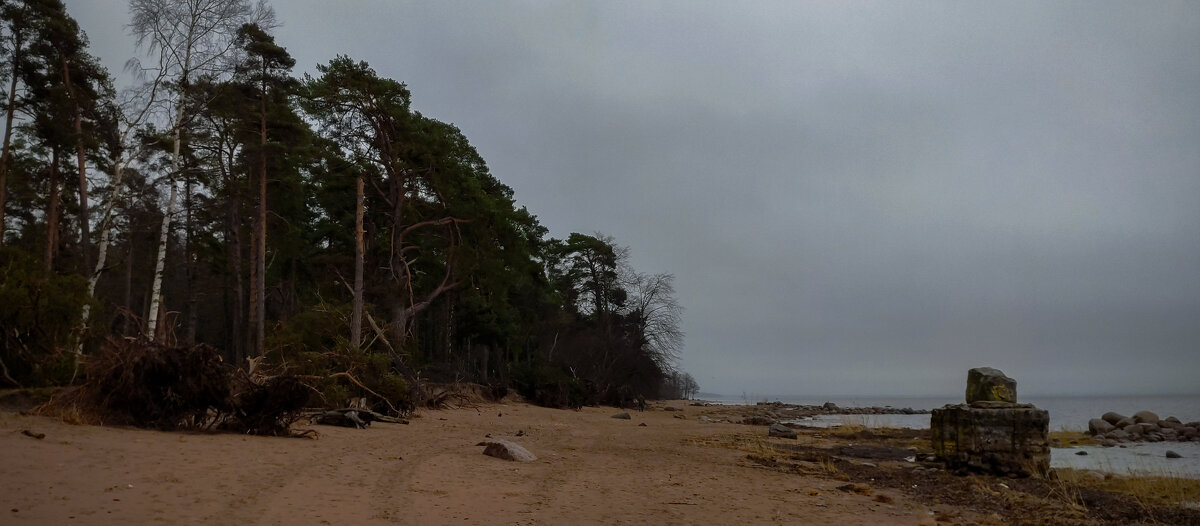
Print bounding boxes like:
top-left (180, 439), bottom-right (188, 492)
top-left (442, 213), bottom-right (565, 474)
top-left (3, 400), bottom-right (1197, 525)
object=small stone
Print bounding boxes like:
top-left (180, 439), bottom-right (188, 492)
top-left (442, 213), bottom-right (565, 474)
top-left (1165, 450), bottom-right (1182, 459)
top-left (481, 439), bottom-right (537, 462)
top-left (611, 412), bottom-right (631, 420)
top-left (1075, 450), bottom-right (1088, 456)
top-left (638, 423), bottom-right (647, 427)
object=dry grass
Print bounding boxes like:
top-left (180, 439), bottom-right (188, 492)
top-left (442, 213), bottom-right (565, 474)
top-left (1049, 430), bottom-right (1096, 447)
top-left (1054, 467), bottom-right (1200, 509)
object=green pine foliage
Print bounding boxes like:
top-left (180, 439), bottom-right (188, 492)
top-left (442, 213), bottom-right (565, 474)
top-left (0, 1), bottom-right (696, 406)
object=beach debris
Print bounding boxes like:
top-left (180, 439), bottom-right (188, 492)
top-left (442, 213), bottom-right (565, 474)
top-left (310, 408), bottom-right (408, 428)
top-left (835, 483), bottom-right (873, 495)
top-left (768, 423), bottom-right (797, 439)
top-left (1166, 450), bottom-right (1182, 459)
top-left (481, 439), bottom-right (537, 462)
top-left (612, 412), bottom-right (631, 420)
top-left (20, 429), bottom-right (44, 440)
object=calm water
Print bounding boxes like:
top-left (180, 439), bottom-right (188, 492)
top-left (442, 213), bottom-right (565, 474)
top-left (704, 393), bottom-right (1200, 478)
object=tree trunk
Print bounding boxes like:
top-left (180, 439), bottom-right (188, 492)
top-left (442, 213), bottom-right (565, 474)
top-left (147, 45), bottom-right (191, 342)
top-left (183, 173), bottom-right (196, 344)
top-left (227, 192), bottom-right (244, 363)
top-left (351, 175), bottom-right (364, 348)
top-left (146, 184), bottom-right (177, 339)
top-left (123, 241), bottom-right (134, 336)
top-left (0, 16), bottom-right (24, 246)
top-left (44, 149), bottom-right (61, 273)
top-left (76, 157), bottom-right (126, 353)
top-left (252, 72), bottom-right (268, 357)
top-left (62, 56), bottom-right (90, 273)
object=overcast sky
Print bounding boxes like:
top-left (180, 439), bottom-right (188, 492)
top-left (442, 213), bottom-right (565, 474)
top-left (66, 1), bottom-right (1200, 398)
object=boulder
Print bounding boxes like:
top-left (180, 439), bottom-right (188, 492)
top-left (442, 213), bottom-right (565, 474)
top-left (1115, 417), bottom-right (1137, 428)
top-left (1132, 410), bottom-right (1160, 425)
top-left (611, 412), bottom-right (632, 420)
top-left (965, 367), bottom-right (1017, 404)
top-left (1104, 429), bottom-right (1129, 441)
top-left (1101, 412), bottom-right (1127, 425)
top-left (768, 423), bottom-right (797, 439)
top-left (1166, 450), bottom-right (1182, 459)
top-left (1088, 418), bottom-right (1115, 435)
top-left (1124, 424), bottom-right (1145, 436)
top-left (1159, 419), bottom-right (1182, 429)
top-left (1165, 416), bottom-right (1182, 425)
top-left (482, 439), bottom-right (537, 462)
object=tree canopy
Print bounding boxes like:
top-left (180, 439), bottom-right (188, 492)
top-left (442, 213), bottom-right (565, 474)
top-left (0, 0), bottom-right (696, 409)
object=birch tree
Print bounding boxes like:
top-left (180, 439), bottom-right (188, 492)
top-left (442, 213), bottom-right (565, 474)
top-left (127, 0), bottom-right (272, 339)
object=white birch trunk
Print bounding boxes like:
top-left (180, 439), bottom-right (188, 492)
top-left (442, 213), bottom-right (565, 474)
top-left (146, 182), bottom-right (177, 339)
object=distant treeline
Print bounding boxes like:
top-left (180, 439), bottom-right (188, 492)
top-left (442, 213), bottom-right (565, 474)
top-left (0, 0), bottom-right (698, 409)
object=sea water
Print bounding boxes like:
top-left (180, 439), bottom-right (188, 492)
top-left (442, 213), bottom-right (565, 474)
top-left (703, 393), bottom-right (1200, 478)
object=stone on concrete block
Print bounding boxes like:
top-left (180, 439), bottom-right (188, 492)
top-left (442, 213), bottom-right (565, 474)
top-left (965, 367), bottom-right (1017, 404)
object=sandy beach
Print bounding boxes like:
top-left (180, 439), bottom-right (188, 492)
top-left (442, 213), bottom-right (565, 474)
top-left (1, 400), bottom-right (946, 526)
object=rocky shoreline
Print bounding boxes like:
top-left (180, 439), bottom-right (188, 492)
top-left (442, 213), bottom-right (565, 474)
top-left (696, 400), bottom-right (930, 427)
top-left (1089, 410), bottom-right (1200, 446)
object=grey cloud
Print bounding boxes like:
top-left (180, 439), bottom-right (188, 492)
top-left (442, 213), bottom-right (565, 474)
top-left (67, 0), bottom-right (1200, 397)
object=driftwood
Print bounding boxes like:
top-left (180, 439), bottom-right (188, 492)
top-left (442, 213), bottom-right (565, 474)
top-left (309, 407), bottom-right (409, 429)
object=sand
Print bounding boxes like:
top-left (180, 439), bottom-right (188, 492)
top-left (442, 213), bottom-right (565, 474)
top-left (0, 401), bottom-right (941, 525)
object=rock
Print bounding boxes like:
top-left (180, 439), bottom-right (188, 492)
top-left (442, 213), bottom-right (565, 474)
top-left (1100, 439), bottom-right (1118, 447)
top-left (1165, 416), bottom-right (1182, 425)
top-left (611, 412), bottom-right (631, 420)
top-left (638, 423), bottom-right (647, 427)
top-left (822, 402), bottom-right (839, 411)
top-left (1101, 412), bottom-right (1127, 425)
top-left (1075, 450), bottom-right (1088, 456)
top-left (1159, 419), bottom-right (1182, 429)
top-left (1166, 450), bottom-right (1182, 459)
top-left (1125, 424), bottom-right (1145, 437)
top-left (1115, 417), bottom-right (1137, 428)
top-left (1104, 429), bottom-right (1129, 441)
top-left (769, 423), bottom-right (797, 439)
top-left (1088, 418), bottom-right (1115, 435)
top-left (741, 416), bottom-right (774, 426)
top-left (663, 406), bottom-right (679, 412)
top-left (482, 440), bottom-right (537, 462)
top-left (1132, 410), bottom-right (1160, 425)
top-left (965, 367), bottom-right (1017, 404)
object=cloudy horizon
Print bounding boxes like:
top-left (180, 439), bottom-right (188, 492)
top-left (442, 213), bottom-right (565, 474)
top-left (65, 1), bottom-right (1200, 398)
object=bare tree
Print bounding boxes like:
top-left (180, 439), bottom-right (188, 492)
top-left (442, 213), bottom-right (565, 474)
top-left (626, 271), bottom-right (684, 368)
top-left (127, 0), bottom-right (273, 340)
